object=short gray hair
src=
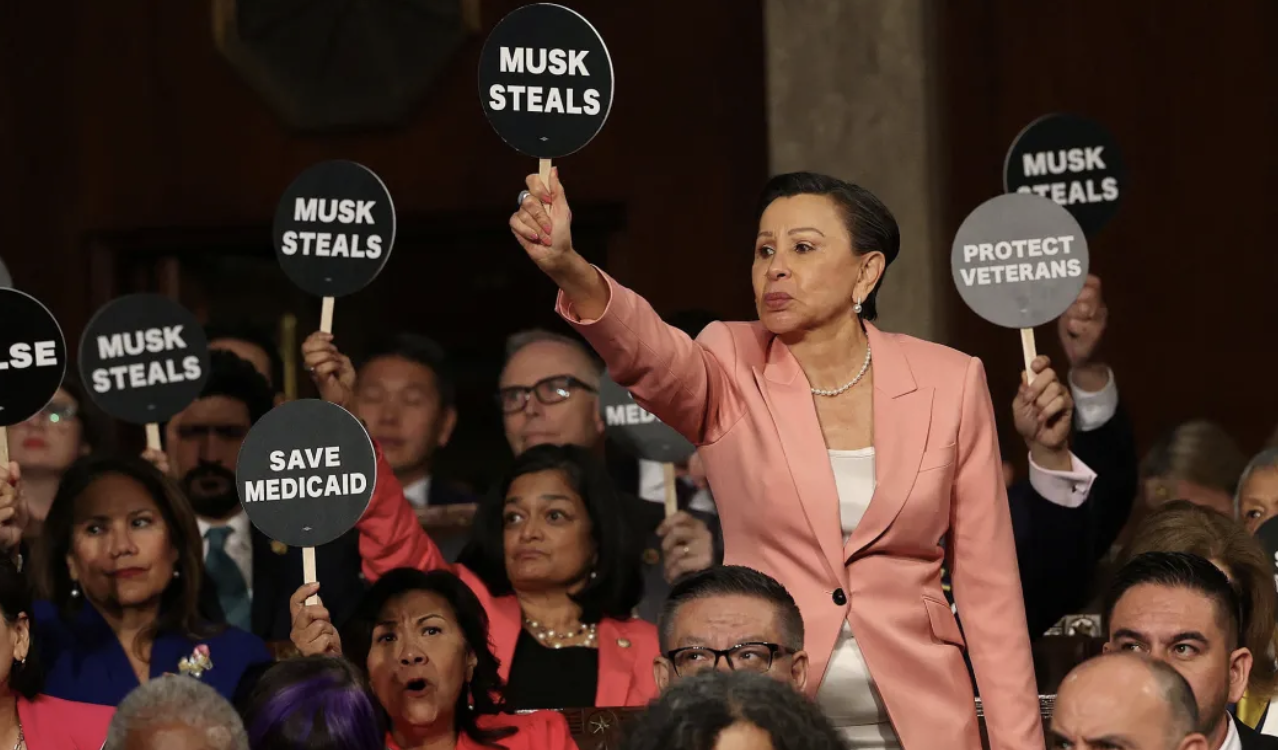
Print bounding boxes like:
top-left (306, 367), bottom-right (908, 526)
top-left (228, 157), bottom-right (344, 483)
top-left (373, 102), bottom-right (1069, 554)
top-left (503, 329), bottom-right (602, 377)
top-left (1236, 447), bottom-right (1278, 518)
top-left (103, 675), bottom-right (249, 750)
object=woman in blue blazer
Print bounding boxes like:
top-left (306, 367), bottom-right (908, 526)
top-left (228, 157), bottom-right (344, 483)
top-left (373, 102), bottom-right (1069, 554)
top-left (34, 455), bottom-right (269, 706)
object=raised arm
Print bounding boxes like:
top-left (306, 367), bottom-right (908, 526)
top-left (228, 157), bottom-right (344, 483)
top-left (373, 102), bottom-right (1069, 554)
top-left (301, 332), bottom-right (449, 583)
top-left (949, 358), bottom-right (1044, 750)
top-left (510, 169), bottom-right (738, 443)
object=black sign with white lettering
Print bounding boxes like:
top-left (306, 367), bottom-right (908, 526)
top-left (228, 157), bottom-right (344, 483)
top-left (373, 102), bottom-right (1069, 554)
top-left (0, 256), bottom-right (11, 288)
top-left (236, 399), bottom-right (376, 548)
top-left (479, 3), bottom-right (614, 159)
top-left (0, 289), bottom-right (66, 427)
top-left (598, 373), bottom-right (694, 464)
top-left (1004, 113), bottom-right (1124, 236)
top-left (273, 161), bottom-right (396, 298)
top-left (78, 295), bottom-right (210, 424)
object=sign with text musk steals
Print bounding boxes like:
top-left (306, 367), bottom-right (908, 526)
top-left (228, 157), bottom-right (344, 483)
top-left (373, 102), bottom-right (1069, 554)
top-left (0, 289), bottom-right (66, 426)
top-left (951, 193), bottom-right (1090, 330)
top-left (1004, 113), bottom-right (1125, 236)
top-left (479, 3), bottom-right (614, 159)
top-left (599, 373), bottom-right (694, 464)
top-left (78, 295), bottom-right (210, 424)
top-left (236, 399), bottom-right (375, 548)
top-left (273, 161), bottom-right (396, 298)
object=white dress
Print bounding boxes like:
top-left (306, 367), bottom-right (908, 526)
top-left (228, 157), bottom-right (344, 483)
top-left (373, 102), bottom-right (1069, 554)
top-left (813, 448), bottom-right (901, 749)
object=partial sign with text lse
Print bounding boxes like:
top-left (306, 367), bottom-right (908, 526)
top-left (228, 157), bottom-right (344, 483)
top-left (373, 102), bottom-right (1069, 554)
top-left (0, 288), bottom-right (67, 426)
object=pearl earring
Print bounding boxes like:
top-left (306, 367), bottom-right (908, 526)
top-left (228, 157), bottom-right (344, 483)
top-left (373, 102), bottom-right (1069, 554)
top-left (853, 297), bottom-right (863, 315)
top-left (173, 568), bottom-right (181, 579)
top-left (70, 583), bottom-right (81, 599)
top-left (590, 570), bottom-right (598, 580)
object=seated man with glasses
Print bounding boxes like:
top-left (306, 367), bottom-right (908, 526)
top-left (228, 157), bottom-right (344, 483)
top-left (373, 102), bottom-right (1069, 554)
top-left (654, 565), bottom-right (808, 691)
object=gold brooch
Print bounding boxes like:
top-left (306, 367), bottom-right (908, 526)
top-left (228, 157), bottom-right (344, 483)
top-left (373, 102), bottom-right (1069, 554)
top-left (178, 644), bottom-right (214, 678)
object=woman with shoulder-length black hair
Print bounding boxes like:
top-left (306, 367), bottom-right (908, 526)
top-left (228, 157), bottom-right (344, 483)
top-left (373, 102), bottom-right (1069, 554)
top-left (289, 436), bottom-right (658, 709)
top-left (288, 569), bottom-right (577, 750)
top-left (33, 455), bottom-right (270, 706)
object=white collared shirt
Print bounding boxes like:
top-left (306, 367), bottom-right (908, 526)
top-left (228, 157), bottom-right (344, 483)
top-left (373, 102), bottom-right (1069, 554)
top-left (1221, 715), bottom-right (1242, 750)
top-left (402, 476), bottom-right (432, 510)
top-left (197, 510), bottom-right (254, 597)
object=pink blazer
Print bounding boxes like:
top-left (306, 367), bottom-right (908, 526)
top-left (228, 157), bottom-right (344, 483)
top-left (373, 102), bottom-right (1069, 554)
top-left (357, 451), bottom-right (660, 708)
top-left (557, 271), bottom-right (1042, 750)
top-left (19, 694), bottom-right (114, 749)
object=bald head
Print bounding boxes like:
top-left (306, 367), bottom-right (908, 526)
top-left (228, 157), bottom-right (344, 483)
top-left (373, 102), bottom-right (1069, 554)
top-left (1052, 653), bottom-right (1206, 750)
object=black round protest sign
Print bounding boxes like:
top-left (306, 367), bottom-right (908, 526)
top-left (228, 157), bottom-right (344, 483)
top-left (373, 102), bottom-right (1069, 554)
top-left (0, 289), bottom-right (66, 427)
top-left (598, 374), bottom-right (694, 464)
top-left (951, 193), bottom-right (1090, 330)
top-left (236, 399), bottom-right (376, 548)
top-left (78, 295), bottom-right (210, 424)
top-left (1004, 114), bottom-right (1124, 236)
top-left (478, 3), bottom-right (614, 159)
top-left (273, 160), bottom-right (396, 298)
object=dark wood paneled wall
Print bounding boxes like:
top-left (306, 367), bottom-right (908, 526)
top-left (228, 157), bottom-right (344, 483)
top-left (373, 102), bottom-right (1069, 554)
top-left (937, 0), bottom-right (1278, 457)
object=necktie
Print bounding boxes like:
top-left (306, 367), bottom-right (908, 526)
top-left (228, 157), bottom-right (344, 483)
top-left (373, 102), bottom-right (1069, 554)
top-left (204, 526), bottom-right (251, 632)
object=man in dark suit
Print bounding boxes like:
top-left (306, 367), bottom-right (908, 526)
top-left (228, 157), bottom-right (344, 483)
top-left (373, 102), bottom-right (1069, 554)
top-left (349, 333), bottom-right (476, 560)
top-left (498, 329), bottom-right (720, 622)
top-left (153, 350), bottom-right (365, 641)
top-left (1105, 552), bottom-right (1278, 750)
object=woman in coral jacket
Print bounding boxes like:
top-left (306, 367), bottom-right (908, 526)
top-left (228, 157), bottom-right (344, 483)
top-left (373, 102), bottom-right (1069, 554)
top-left (300, 347), bottom-right (658, 710)
top-left (504, 168), bottom-right (1044, 749)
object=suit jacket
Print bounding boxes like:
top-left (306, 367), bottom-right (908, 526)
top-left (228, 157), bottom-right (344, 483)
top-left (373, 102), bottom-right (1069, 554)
top-left (18, 694), bottom-right (114, 749)
top-left (249, 527), bottom-right (366, 641)
top-left (558, 271), bottom-right (1042, 750)
top-left (1237, 715), bottom-right (1278, 749)
top-left (357, 450), bottom-right (660, 707)
top-left (1010, 403), bottom-right (1137, 638)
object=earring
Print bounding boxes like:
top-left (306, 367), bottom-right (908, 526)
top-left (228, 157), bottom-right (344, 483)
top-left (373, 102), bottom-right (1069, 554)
top-left (853, 297), bottom-right (864, 315)
top-left (70, 582), bottom-right (81, 599)
top-left (590, 571), bottom-right (598, 580)
top-left (173, 568), bottom-right (181, 579)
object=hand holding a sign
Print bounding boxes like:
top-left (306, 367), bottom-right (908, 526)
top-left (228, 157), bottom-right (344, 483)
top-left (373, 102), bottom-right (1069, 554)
top-left (0, 463), bottom-right (29, 552)
top-left (1013, 356), bottom-right (1074, 472)
top-left (1057, 274), bottom-right (1110, 390)
top-left (657, 511), bottom-right (715, 584)
top-left (510, 168), bottom-right (574, 269)
top-left (301, 332), bottom-right (356, 410)
top-left (289, 582), bottom-right (342, 656)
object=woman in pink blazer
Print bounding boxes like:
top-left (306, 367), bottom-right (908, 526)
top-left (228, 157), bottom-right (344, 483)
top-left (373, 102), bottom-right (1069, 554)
top-left (507, 170), bottom-right (1042, 749)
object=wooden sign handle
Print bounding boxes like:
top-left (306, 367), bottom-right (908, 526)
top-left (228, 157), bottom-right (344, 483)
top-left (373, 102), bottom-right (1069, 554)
top-left (539, 159), bottom-right (552, 194)
top-left (145, 423), bottom-right (162, 452)
top-left (1020, 327), bottom-right (1038, 383)
top-left (663, 462), bottom-right (678, 519)
top-left (0, 427), bottom-right (8, 467)
top-left (320, 297), bottom-right (335, 335)
top-left (303, 546), bottom-right (318, 606)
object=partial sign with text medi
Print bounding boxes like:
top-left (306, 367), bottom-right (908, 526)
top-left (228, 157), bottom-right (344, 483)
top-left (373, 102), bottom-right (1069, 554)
top-left (598, 373), bottom-right (694, 465)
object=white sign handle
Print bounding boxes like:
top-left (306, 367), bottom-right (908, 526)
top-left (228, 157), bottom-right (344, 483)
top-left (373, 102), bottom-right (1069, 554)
top-left (320, 297), bottom-right (335, 335)
top-left (0, 428), bottom-right (8, 467)
top-left (303, 547), bottom-right (318, 606)
top-left (539, 159), bottom-right (552, 197)
top-left (1020, 327), bottom-right (1038, 383)
top-left (663, 462), bottom-right (678, 519)
top-left (145, 423), bottom-right (162, 453)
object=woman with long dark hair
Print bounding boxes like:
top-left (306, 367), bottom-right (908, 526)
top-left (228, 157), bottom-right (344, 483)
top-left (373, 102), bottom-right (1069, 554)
top-left (290, 569), bottom-right (576, 750)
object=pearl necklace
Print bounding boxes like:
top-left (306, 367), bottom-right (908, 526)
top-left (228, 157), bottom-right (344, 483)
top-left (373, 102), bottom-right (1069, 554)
top-left (810, 344), bottom-right (872, 397)
top-left (524, 617), bottom-right (598, 649)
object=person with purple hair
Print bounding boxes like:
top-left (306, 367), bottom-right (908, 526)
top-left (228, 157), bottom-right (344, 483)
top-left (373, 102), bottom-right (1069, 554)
top-left (290, 568), bottom-right (578, 750)
top-left (236, 656), bottom-right (384, 750)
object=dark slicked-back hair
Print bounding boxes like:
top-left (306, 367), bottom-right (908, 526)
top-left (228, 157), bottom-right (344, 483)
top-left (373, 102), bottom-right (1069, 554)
top-left (200, 349), bottom-right (276, 425)
top-left (1104, 551), bottom-right (1245, 650)
top-left (621, 671), bottom-right (843, 750)
top-left (658, 566), bottom-right (804, 653)
top-left (757, 172), bottom-right (900, 321)
top-left (359, 333), bottom-right (456, 410)
top-left (205, 321), bottom-right (284, 390)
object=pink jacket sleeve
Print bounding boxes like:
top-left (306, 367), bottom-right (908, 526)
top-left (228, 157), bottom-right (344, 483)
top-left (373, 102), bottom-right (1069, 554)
top-left (949, 358), bottom-right (1045, 750)
top-left (357, 448), bottom-right (450, 583)
top-left (557, 269), bottom-right (741, 444)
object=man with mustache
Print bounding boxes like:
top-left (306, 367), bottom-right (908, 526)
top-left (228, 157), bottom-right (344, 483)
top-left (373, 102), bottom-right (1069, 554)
top-left (147, 349), bottom-right (365, 640)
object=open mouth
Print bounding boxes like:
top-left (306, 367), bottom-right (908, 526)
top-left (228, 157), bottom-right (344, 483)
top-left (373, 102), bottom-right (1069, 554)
top-left (405, 678), bottom-right (428, 693)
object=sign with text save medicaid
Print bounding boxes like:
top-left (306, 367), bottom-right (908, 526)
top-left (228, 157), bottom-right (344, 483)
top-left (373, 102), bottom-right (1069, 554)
top-left (950, 193), bottom-right (1090, 330)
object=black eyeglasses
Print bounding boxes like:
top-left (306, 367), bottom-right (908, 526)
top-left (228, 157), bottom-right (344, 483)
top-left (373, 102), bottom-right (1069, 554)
top-left (496, 375), bottom-right (597, 415)
top-left (28, 402), bottom-right (77, 426)
top-left (665, 642), bottom-right (795, 676)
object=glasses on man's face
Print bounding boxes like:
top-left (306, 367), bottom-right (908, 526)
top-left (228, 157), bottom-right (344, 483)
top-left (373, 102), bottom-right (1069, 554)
top-left (496, 375), bottom-right (597, 415)
top-left (28, 402), bottom-right (78, 427)
top-left (665, 642), bottom-right (795, 676)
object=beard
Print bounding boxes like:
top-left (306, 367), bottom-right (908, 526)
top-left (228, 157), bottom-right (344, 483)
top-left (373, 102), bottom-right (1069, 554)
top-left (181, 461), bottom-right (241, 519)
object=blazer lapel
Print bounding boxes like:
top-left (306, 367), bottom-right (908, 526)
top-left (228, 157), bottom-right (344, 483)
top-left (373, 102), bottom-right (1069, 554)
top-left (594, 619), bottom-right (638, 706)
top-left (844, 325), bottom-right (933, 560)
top-left (752, 339), bottom-right (846, 583)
